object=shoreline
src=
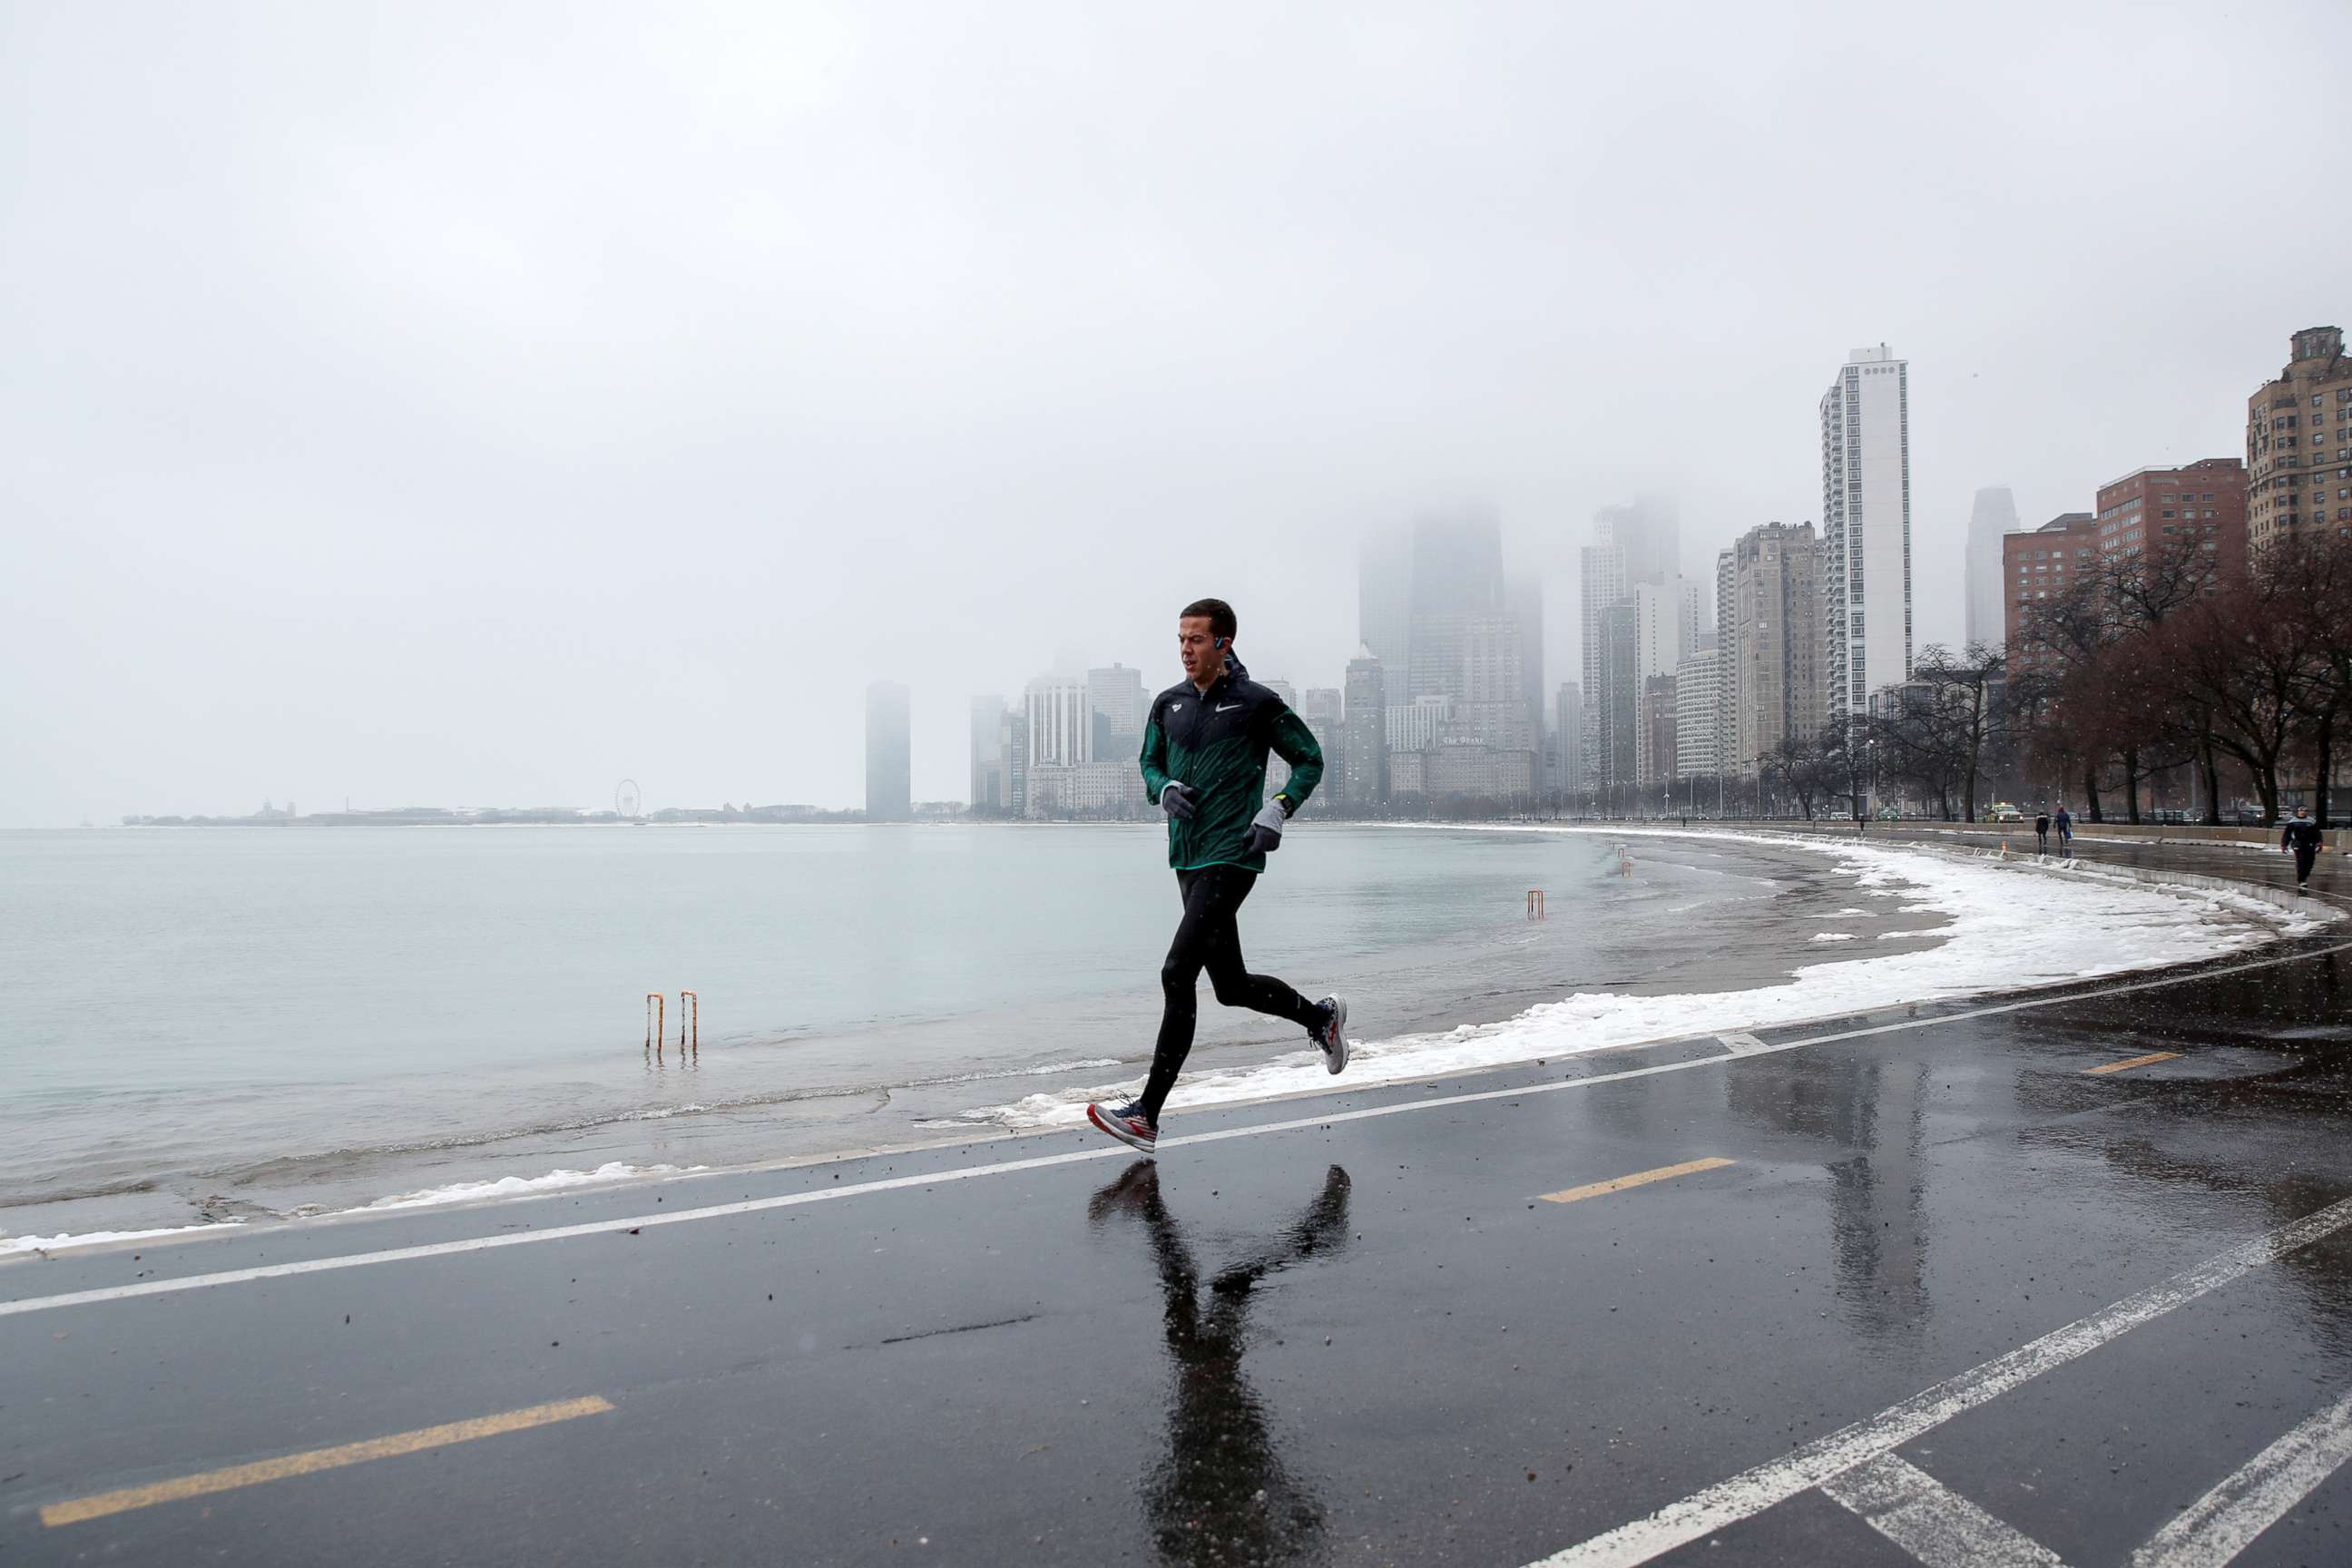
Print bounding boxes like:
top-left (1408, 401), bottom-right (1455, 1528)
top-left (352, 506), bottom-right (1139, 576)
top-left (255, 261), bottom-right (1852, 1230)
top-left (5, 828), bottom-right (2330, 1260)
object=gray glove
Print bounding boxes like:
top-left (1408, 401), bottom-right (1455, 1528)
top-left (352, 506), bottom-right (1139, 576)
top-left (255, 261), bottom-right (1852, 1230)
top-left (1160, 780), bottom-right (1197, 821)
top-left (1242, 799), bottom-right (1288, 854)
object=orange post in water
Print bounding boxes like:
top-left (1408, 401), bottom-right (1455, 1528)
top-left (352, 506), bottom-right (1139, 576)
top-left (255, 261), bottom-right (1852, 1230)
top-left (645, 993), bottom-right (664, 1054)
top-left (678, 990), bottom-right (699, 1053)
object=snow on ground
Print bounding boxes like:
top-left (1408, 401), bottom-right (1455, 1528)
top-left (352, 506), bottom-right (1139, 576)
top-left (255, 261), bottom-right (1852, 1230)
top-left (974, 828), bottom-right (2337, 1132)
top-left (1, 1220), bottom-right (245, 1258)
top-left (362, 1161), bottom-right (703, 1210)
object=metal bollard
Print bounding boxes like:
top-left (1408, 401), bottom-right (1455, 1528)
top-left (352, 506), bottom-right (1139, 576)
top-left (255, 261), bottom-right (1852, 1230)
top-left (645, 993), bottom-right (665, 1056)
top-left (678, 990), bottom-right (699, 1054)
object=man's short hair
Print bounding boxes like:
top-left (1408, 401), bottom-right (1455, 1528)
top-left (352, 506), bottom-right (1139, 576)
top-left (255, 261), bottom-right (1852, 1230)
top-left (1180, 598), bottom-right (1237, 642)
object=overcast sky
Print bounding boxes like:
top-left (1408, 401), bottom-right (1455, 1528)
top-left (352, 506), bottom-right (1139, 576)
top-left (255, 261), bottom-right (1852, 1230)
top-left (5, 1), bottom-right (2347, 824)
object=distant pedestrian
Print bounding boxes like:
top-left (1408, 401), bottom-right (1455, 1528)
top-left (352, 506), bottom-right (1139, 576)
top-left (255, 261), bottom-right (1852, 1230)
top-left (2282, 806), bottom-right (2323, 892)
top-left (2054, 805), bottom-right (2073, 858)
top-left (2034, 810), bottom-right (2051, 856)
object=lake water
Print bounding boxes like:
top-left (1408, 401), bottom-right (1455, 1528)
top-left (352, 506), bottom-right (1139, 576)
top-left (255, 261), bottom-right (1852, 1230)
top-left (0, 823), bottom-right (1851, 1239)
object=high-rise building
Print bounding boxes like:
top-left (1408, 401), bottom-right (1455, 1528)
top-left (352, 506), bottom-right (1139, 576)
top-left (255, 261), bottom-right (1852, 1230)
top-left (2092, 460), bottom-right (2248, 585)
top-left (2247, 326), bottom-right (2351, 547)
top-left (1507, 573), bottom-right (1545, 762)
top-left (1628, 582), bottom-right (1685, 787)
top-left (1405, 508), bottom-right (1506, 704)
top-left (1643, 677), bottom-right (1679, 788)
top-left (2003, 513), bottom-right (2097, 676)
top-left (1086, 664), bottom-right (1147, 760)
top-left (1357, 530), bottom-right (1415, 674)
top-left (1553, 682), bottom-right (1583, 799)
top-left (1713, 549), bottom-right (1739, 782)
top-left (1675, 643), bottom-right (1722, 781)
top-left (1455, 612), bottom-right (1533, 751)
top-left (1578, 530), bottom-right (1626, 790)
top-left (1263, 679), bottom-right (1299, 796)
top-left (1024, 675), bottom-right (1091, 769)
top-left (1003, 712), bottom-right (1028, 818)
top-left (968, 695), bottom-right (1007, 812)
top-left (864, 681), bottom-right (911, 822)
top-left (1387, 695), bottom-right (1453, 754)
top-left (1965, 487), bottom-right (2019, 651)
top-left (1339, 649), bottom-right (1388, 805)
top-left (1598, 601), bottom-right (1639, 796)
top-left (1820, 344), bottom-right (1913, 714)
top-left (1299, 689), bottom-right (1343, 812)
top-left (1729, 521), bottom-right (1823, 774)
top-left (1595, 497), bottom-right (1680, 590)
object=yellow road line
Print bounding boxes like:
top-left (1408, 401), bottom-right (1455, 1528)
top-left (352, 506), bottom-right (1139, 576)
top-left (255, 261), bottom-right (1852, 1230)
top-left (40, 1395), bottom-right (613, 1527)
top-left (2084, 1051), bottom-right (2182, 1076)
top-left (1538, 1157), bottom-right (1736, 1206)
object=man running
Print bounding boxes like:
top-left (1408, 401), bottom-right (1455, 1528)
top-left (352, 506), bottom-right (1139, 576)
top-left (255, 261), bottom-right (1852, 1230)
top-left (1087, 598), bottom-right (1349, 1153)
top-left (2282, 805), bottom-right (2323, 892)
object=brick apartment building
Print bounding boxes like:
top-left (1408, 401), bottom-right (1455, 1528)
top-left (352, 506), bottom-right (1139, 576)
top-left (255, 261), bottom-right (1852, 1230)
top-left (2247, 325), bottom-right (2352, 546)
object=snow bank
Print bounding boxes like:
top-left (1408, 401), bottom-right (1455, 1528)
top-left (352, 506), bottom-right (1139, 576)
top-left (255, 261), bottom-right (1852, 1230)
top-left (971, 828), bottom-right (2333, 1132)
top-left (1, 1220), bottom-right (244, 1258)
top-left (363, 1161), bottom-right (702, 1210)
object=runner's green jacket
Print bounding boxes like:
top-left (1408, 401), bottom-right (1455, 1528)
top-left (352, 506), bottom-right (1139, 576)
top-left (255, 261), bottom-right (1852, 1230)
top-left (1138, 667), bottom-right (1322, 873)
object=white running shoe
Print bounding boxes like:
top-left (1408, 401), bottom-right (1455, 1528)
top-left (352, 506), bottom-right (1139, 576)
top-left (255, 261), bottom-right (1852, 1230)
top-left (1314, 995), bottom-right (1349, 1074)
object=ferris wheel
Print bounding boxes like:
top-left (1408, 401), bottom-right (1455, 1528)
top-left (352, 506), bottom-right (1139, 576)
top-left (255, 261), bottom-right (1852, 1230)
top-left (615, 779), bottom-right (643, 818)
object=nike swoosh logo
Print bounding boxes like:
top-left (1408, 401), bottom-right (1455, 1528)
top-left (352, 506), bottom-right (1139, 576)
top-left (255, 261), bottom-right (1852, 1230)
top-left (1216, 703), bottom-right (1240, 712)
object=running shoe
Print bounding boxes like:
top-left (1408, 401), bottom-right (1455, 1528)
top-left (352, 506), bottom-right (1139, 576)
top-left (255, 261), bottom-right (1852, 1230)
top-left (1087, 1099), bottom-right (1158, 1153)
top-left (1313, 995), bottom-right (1349, 1075)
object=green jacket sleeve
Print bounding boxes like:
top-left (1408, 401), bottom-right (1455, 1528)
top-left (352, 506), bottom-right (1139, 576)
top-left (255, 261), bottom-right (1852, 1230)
top-left (1267, 709), bottom-right (1322, 809)
top-left (1138, 719), bottom-right (1171, 804)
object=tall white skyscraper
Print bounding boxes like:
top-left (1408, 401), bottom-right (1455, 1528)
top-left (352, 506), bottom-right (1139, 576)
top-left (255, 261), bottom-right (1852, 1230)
top-left (1820, 344), bottom-right (1912, 715)
top-left (1023, 675), bottom-right (1091, 768)
top-left (1964, 486), bottom-right (2018, 652)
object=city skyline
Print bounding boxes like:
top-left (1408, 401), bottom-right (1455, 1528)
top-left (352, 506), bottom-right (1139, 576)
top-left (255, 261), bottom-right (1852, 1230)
top-left (8, 6), bottom-right (2349, 825)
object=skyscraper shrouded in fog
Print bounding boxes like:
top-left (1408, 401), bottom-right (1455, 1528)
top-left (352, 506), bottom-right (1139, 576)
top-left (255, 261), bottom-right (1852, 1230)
top-left (1404, 507), bottom-right (1506, 706)
top-left (969, 694), bottom-right (1006, 812)
top-left (1580, 497), bottom-right (1684, 794)
top-left (1820, 344), bottom-right (1912, 714)
top-left (1339, 648), bottom-right (1388, 805)
top-left (865, 680), bottom-right (911, 821)
top-left (1964, 486), bottom-right (2018, 652)
top-left (1086, 663), bottom-right (1146, 760)
top-left (1553, 682), bottom-right (1582, 798)
top-left (1357, 530), bottom-right (1414, 676)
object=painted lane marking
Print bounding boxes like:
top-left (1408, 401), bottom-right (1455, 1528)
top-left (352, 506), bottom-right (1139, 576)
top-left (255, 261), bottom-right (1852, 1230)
top-left (1821, 1452), bottom-right (2072, 1568)
top-left (2130, 1386), bottom-right (2352, 1568)
top-left (1519, 1195), bottom-right (2352, 1568)
top-left (2085, 1051), bottom-right (2183, 1076)
top-left (1539, 1158), bottom-right (1736, 1206)
top-left (39, 1395), bottom-right (612, 1527)
top-left (5, 936), bottom-right (2348, 1320)
top-left (1715, 1033), bottom-right (1769, 1055)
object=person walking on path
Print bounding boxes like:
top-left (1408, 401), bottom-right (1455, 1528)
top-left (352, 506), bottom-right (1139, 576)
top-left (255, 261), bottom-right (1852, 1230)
top-left (2282, 806), bottom-right (2324, 893)
top-left (1087, 598), bottom-right (1350, 1154)
top-left (2054, 804), bottom-right (2074, 858)
top-left (2034, 809), bottom-right (2052, 857)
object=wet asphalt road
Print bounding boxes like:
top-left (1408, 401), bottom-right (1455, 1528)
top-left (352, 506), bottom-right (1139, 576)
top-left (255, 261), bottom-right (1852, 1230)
top-left (4, 851), bottom-right (2351, 1566)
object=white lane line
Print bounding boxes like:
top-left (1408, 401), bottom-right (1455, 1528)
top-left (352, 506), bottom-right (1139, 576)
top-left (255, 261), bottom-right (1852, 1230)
top-left (1522, 1196), bottom-right (2352, 1568)
top-left (5, 936), bottom-right (2347, 1319)
top-left (2131, 1387), bottom-right (2352, 1568)
top-left (1822, 1452), bottom-right (2073, 1568)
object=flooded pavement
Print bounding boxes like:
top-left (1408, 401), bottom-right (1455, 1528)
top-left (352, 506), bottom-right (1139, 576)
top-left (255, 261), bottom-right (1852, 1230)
top-left (3, 853), bottom-right (2349, 1565)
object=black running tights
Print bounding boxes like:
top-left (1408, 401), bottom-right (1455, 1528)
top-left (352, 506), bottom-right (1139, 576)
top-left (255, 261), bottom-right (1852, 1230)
top-left (1140, 866), bottom-right (1322, 1122)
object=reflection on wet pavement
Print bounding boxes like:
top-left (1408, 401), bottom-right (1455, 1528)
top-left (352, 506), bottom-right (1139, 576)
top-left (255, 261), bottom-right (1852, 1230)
top-left (1089, 1161), bottom-right (1352, 1566)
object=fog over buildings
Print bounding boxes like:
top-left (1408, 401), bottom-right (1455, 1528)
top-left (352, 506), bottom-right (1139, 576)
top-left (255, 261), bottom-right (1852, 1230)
top-left (4, 3), bottom-right (2349, 826)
